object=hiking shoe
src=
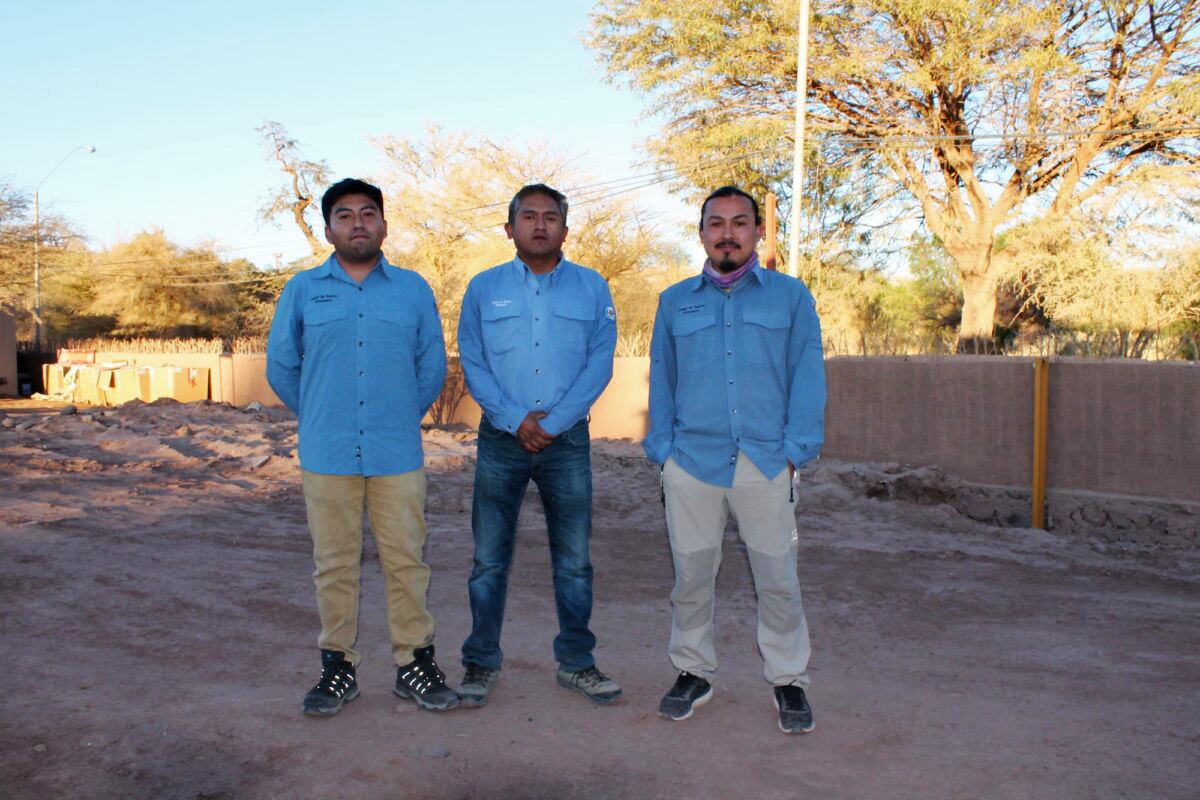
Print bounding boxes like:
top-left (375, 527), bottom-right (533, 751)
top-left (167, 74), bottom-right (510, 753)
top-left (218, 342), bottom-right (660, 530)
top-left (459, 663), bottom-right (499, 708)
top-left (773, 685), bottom-right (815, 734)
top-left (302, 649), bottom-right (359, 717)
top-left (394, 645), bottom-right (460, 711)
top-left (657, 672), bottom-right (713, 721)
top-left (556, 665), bottom-right (623, 705)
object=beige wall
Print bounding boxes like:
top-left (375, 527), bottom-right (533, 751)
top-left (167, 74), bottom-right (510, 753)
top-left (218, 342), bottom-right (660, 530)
top-left (72, 351), bottom-right (1200, 503)
top-left (0, 310), bottom-right (15, 396)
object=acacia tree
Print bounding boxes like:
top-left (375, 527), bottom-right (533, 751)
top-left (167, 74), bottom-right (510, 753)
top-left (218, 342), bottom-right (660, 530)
top-left (590, 0), bottom-right (1200, 351)
top-left (257, 120), bottom-right (331, 260)
top-left (371, 124), bottom-right (682, 352)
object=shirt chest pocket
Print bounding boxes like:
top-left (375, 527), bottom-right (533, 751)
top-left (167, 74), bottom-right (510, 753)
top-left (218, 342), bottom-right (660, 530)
top-left (482, 302), bottom-right (524, 355)
top-left (742, 310), bottom-right (790, 366)
top-left (673, 313), bottom-right (718, 371)
top-left (553, 303), bottom-right (595, 355)
top-left (376, 305), bottom-right (419, 347)
top-left (302, 303), bottom-right (349, 348)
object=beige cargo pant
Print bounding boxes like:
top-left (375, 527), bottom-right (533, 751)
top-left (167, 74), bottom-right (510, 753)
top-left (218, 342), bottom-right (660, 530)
top-left (301, 469), bottom-right (434, 667)
top-left (663, 453), bottom-right (811, 687)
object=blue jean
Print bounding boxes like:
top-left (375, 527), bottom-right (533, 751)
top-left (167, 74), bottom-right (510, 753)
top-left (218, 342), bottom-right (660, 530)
top-left (462, 416), bottom-right (596, 672)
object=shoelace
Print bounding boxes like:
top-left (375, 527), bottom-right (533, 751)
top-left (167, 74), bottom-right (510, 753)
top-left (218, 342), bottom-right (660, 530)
top-left (314, 666), bottom-right (354, 698)
top-left (399, 660), bottom-right (447, 693)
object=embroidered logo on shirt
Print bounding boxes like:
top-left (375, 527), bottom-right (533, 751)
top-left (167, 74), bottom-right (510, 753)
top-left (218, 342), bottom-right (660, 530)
top-left (312, 294), bottom-right (339, 304)
top-left (678, 304), bottom-right (705, 315)
top-left (605, 306), bottom-right (616, 321)
top-left (491, 299), bottom-right (513, 308)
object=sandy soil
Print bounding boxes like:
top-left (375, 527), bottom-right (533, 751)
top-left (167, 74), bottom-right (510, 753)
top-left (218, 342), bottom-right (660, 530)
top-left (1, 397), bottom-right (1197, 800)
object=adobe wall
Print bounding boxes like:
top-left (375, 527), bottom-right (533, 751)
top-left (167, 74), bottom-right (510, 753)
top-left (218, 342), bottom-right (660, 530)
top-left (0, 311), bottom-right (16, 396)
top-left (74, 351), bottom-right (1199, 504)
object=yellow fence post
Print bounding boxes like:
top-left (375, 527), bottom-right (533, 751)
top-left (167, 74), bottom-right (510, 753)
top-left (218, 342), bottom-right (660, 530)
top-left (1032, 357), bottom-right (1050, 529)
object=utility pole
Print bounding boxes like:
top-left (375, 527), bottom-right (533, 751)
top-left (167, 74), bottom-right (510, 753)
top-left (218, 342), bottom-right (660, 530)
top-left (787, 0), bottom-right (810, 279)
top-left (33, 145), bottom-right (96, 350)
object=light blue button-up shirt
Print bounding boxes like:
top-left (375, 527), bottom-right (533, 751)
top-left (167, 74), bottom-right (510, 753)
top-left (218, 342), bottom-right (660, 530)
top-left (643, 263), bottom-right (826, 487)
top-left (266, 255), bottom-right (447, 476)
top-left (458, 256), bottom-right (617, 436)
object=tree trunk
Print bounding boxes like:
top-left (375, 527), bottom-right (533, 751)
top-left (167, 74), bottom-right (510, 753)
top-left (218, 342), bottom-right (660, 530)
top-left (957, 270), bottom-right (999, 354)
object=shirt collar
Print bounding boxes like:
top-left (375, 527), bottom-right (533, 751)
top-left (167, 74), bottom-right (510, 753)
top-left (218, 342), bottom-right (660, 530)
top-left (512, 253), bottom-right (566, 283)
top-left (314, 253), bottom-right (392, 282)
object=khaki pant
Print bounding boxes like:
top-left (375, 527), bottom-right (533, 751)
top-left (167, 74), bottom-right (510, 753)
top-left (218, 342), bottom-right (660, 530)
top-left (663, 453), bottom-right (812, 687)
top-left (301, 469), bottom-right (434, 667)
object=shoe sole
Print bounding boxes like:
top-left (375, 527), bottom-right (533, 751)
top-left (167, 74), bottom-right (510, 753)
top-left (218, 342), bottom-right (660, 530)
top-left (659, 685), bottom-right (712, 721)
top-left (303, 685), bottom-right (360, 717)
top-left (393, 686), bottom-right (461, 711)
top-left (458, 691), bottom-right (490, 708)
top-left (773, 694), bottom-right (815, 734)
top-left (556, 675), bottom-right (623, 705)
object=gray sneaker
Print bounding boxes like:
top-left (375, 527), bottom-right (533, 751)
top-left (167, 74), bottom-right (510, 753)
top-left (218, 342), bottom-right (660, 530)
top-left (773, 685), bottom-right (815, 734)
top-left (459, 663), bottom-right (499, 707)
top-left (658, 672), bottom-right (712, 721)
top-left (556, 665), bottom-right (623, 705)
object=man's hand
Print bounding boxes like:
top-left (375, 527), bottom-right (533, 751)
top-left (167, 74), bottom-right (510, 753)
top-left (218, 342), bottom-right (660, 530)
top-left (516, 411), bottom-right (553, 454)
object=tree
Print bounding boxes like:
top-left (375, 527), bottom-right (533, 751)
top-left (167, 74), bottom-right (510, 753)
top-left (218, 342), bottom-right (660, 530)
top-left (0, 177), bottom-right (82, 338)
top-left (371, 125), bottom-right (684, 353)
top-left (589, 0), bottom-right (1200, 352)
top-left (257, 121), bottom-right (331, 261)
top-left (80, 230), bottom-right (250, 338)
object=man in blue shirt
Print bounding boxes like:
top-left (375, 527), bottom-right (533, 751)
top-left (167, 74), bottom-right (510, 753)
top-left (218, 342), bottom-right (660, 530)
top-left (267, 178), bottom-right (459, 716)
top-left (456, 184), bottom-right (621, 707)
top-left (644, 186), bottom-right (826, 734)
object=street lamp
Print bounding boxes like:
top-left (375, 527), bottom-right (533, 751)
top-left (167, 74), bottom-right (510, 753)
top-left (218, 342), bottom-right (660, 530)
top-left (33, 145), bottom-right (96, 351)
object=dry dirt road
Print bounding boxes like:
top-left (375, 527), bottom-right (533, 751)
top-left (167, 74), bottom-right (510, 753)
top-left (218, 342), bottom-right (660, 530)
top-left (1, 398), bottom-right (1197, 799)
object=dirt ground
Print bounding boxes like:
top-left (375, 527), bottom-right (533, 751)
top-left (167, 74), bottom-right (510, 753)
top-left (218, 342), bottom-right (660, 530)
top-left (1, 397), bottom-right (1197, 800)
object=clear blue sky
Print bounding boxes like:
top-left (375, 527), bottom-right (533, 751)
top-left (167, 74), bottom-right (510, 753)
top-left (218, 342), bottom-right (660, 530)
top-left (1, 0), bottom-right (693, 267)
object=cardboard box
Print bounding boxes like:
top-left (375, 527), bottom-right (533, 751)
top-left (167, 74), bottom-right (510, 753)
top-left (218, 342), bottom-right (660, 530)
top-left (148, 366), bottom-right (210, 403)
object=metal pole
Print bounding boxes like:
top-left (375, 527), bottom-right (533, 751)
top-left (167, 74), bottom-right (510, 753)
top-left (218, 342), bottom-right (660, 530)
top-left (34, 190), bottom-right (41, 351)
top-left (764, 191), bottom-right (778, 270)
top-left (31, 145), bottom-right (96, 351)
top-left (1031, 358), bottom-right (1050, 529)
top-left (787, 0), bottom-right (810, 279)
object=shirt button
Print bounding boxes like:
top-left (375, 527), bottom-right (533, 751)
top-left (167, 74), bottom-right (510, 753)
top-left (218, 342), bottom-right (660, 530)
top-left (534, 316), bottom-right (540, 321)
top-left (358, 286), bottom-right (363, 292)
top-left (359, 430), bottom-right (364, 435)
top-left (732, 409), bottom-right (738, 414)
top-left (359, 401), bottom-right (364, 406)
top-left (726, 322), bottom-right (731, 327)
top-left (728, 379), bottom-right (733, 384)
top-left (535, 369), bottom-right (541, 374)
top-left (359, 371), bottom-right (365, 376)
top-left (534, 342), bottom-right (540, 347)
top-left (726, 350), bottom-right (732, 355)
top-left (535, 399), bottom-right (542, 405)
top-left (358, 313), bottom-right (364, 318)
top-left (358, 341), bottom-right (363, 347)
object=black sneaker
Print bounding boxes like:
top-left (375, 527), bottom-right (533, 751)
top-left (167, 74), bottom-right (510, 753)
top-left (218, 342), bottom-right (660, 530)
top-left (555, 665), bottom-right (623, 705)
top-left (773, 685), bottom-right (815, 734)
top-left (657, 672), bottom-right (713, 721)
top-left (394, 645), bottom-right (460, 711)
top-left (459, 663), bottom-right (499, 708)
top-left (302, 649), bottom-right (359, 717)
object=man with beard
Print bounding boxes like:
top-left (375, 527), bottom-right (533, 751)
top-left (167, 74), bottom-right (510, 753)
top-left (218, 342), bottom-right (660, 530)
top-left (455, 183), bottom-right (620, 708)
top-left (643, 186), bottom-right (826, 734)
top-left (267, 178), bottom-right (458, 716)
